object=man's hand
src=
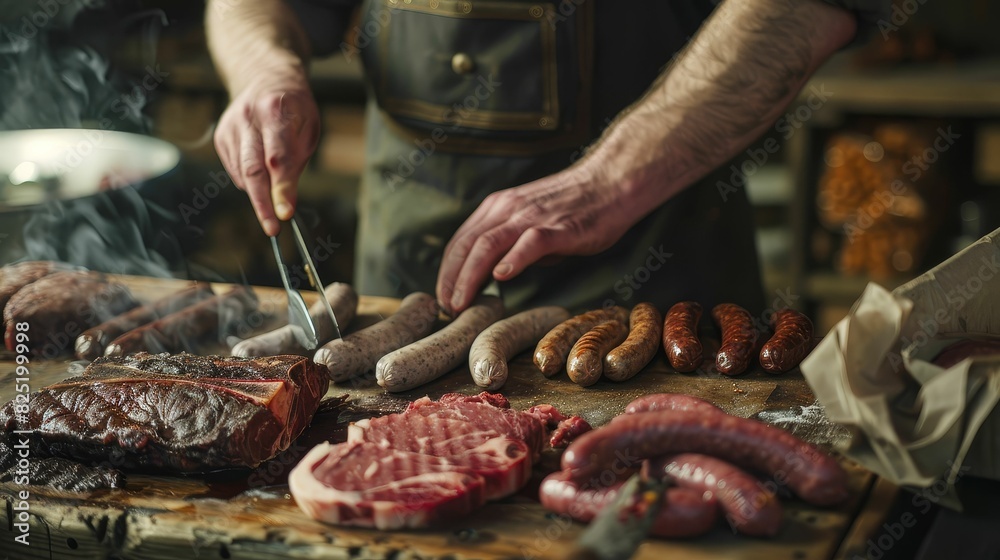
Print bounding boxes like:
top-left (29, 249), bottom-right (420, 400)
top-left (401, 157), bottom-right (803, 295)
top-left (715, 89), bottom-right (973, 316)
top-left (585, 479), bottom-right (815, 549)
top-left (436, 0), bottom-right (857, 314)
top-left (214, 72), bottom-right (319, 237)
top-left (437, 163), bottom-right (639, 314)
top-left (205, 0), bottom-right (317, 237)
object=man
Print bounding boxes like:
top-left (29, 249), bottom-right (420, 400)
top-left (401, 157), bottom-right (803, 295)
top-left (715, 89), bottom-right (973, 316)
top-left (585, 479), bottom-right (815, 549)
top-left (207, 0), bottom-right (887, 317)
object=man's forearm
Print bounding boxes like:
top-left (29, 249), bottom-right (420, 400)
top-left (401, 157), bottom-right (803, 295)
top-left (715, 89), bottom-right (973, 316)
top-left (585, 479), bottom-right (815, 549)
top-left (585, 0), bottom-right (856, 212)
top-left (206, 0), bottom-right (312, 95)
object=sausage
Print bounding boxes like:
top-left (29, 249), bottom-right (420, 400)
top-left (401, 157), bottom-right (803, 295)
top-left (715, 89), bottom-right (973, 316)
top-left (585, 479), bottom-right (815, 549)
top-left (566, 320), bottom-right (628, 387)
top-left (604, 303), bottom-right (663, 382)
top-left (759, 308), bottom-right (813, 374)
top-left (644, 453), bottom-right (783, 537)
top-left (933, 339), bottom-right (1000, 368)
top-left (232, 283), bottom-right (359, 357)
top-left (469, 306), bottom-right (570, 390)
top-left (663, 301), bottom-right (704, 372)
top-left (711, 303), bottom-right (758, 375)
top-left (377, 295), bottom-right (504, 392)
top-left (314, 292), bottom-right (439, 383)
top-left (75, 282), bottom-right (215, 361)
top-left (104, 285), bottom-right (258, 357)
top-left (534, 307), bottom-right (629, 377)
top-left (623, 393), bottom-right (722, 416)
top-left (561, 409), bottom-right (849, 506)
top-left (538, 470), bottom-right (719, 539)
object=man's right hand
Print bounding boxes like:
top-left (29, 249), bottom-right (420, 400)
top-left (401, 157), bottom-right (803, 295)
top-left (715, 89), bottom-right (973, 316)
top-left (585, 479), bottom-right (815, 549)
top-left (214, 71), bottom-right (320, 237)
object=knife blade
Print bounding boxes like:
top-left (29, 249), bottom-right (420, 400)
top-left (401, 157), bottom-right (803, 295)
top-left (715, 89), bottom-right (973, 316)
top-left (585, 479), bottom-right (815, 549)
top-left (566, 473), bottom-right (667, 560)
top-left (290, 214), bottom-right (343, 341)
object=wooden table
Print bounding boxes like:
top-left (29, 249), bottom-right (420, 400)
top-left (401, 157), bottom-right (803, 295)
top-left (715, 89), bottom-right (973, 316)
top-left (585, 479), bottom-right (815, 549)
top-left (0, 276), bottom-right (895, 559)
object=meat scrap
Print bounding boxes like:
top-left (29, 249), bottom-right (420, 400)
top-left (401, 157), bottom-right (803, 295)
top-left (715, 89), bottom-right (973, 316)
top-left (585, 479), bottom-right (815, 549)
top-left (0, 352), bottom-right (329, 474)
top-left (289, 392), bottom-right (588, 530)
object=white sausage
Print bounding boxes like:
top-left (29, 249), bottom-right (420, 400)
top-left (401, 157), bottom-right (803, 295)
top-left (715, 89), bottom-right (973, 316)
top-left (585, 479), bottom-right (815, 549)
top-left (232, 283), bottom-right (358, 358)
top-left (469, 306), bottom-right (570, 391)
top-left (377, 296), bottom-right (504, 392)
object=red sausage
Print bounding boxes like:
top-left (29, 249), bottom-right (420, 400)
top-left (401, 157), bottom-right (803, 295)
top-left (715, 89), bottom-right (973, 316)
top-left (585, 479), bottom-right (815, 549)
top-left (712, 304), bottom-right (757, 375)
top-left (623, 393), bottom-right (722, 416)
top-left (663, 302), bottom-right (704, 372)
top-left (561, 409), bottom-right (849, 506)
top-left (538, 470), bottom-right (719, 539)
top-left (644, 453), bottom-right (783, 537)
top-left (759, 308), bottom-right (814, 374)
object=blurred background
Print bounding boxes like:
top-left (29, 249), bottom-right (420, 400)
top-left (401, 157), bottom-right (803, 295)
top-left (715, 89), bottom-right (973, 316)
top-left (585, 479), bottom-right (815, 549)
top-left (0, 0), bottom-right (998, 333)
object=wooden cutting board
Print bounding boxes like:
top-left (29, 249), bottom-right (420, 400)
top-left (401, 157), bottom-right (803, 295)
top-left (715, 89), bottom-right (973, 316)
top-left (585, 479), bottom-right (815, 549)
top-left (0, 275), bottom-right (883, 559)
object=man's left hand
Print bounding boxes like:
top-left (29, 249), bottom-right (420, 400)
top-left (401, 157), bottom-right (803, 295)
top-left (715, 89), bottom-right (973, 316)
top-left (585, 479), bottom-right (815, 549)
top-left (436, 163), bottom-right (638, 315)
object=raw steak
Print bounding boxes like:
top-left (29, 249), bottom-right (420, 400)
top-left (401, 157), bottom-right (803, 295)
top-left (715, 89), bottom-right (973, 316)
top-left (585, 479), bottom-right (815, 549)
top-left (0, 352), bottom-right (329, 473)
top-left (4, 270), bottom-right (138, 357)
top-left (290, 392), bottom-right (583, 529)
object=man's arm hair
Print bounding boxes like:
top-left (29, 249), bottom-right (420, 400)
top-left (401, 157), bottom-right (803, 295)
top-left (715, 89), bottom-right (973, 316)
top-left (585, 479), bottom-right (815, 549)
top-left (583, 0), bottom-right (857, 211)
top-left (205, 0), bottom-right (313, 96)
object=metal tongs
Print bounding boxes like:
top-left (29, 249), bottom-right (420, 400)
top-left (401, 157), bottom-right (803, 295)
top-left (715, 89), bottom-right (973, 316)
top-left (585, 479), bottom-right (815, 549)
top-left (269, 214), bottom-right (343, 350)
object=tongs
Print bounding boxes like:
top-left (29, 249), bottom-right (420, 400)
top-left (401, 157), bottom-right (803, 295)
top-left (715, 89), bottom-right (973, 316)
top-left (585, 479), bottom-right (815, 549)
top-left (269, 214), bottom-right (343, 350)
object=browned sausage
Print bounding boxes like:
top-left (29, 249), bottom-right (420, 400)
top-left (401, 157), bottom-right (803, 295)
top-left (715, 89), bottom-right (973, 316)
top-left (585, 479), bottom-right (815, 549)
top-left (567, 320), bottom-right (628, 387)
top-left (104, 285), bottom-right (258, 356)
top-left (533, 307), bottom-right (629, 377)
top-left (663, 301), bottom-right (704, 372)
top-left (561, 409), bottom-right (849, 506)
top-left (538, 470), bottom-right (719, 539)
top-left (623, 393), bottom-right (722, 416)
top-left (604, 303), bottom-right (663, 382)
top-left (644, 453), bottom-right (783, 537)
top-left (712, 303), bottom-right (757, 375)
top-left (759, 308), bottom-right (814, 374)
top-left (75, 282), bottom-right (215, 361)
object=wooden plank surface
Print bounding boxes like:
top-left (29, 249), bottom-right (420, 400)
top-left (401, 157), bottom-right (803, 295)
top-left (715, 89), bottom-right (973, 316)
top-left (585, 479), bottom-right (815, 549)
top-left (0, 275), bottom-right (873, 559)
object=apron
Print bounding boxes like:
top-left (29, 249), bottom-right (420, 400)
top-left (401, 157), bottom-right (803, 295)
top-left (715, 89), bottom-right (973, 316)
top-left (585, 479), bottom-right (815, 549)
top-left (353, 0), bottom-right (765, 316)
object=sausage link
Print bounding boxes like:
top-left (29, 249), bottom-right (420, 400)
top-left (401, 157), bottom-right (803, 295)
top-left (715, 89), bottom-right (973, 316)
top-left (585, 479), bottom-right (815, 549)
top-left (663, 301), bottom-right (704, 372)
top-left (759, 308), bottom-right (813, 374)
top-left (75, 282), bottom-right (214, 361)
top-left (604, 303), bottom-right (663, 382)
top-left (712, 303), bottom-right (757, 375)
top-left (561, 409), bottom-right (849, 506)
top-left (644, 453), bottom-right (783, 537)
top-left (539, 470), bottom-right (719, 539)
top-left (623, 393), bottom-right (722, 416)
top-left (232, 283), bottom-right (359, 357)
top-left (377, 295), bottom-right (504, 392)
top-left (567, 320), bottom-right (628, 387)
top-left (534, 307), bottom-right (629, 377)
top-left (469, 306), bottom-right (570, 390)
top-left (104, 285), bottom-right (258, 357)
top-left (315, 292), bottom-right (439, 382)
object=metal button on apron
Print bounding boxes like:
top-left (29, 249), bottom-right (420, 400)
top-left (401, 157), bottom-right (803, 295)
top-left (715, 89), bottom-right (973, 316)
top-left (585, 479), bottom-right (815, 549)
top-left (451, 53), bottom-right (475, 75)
